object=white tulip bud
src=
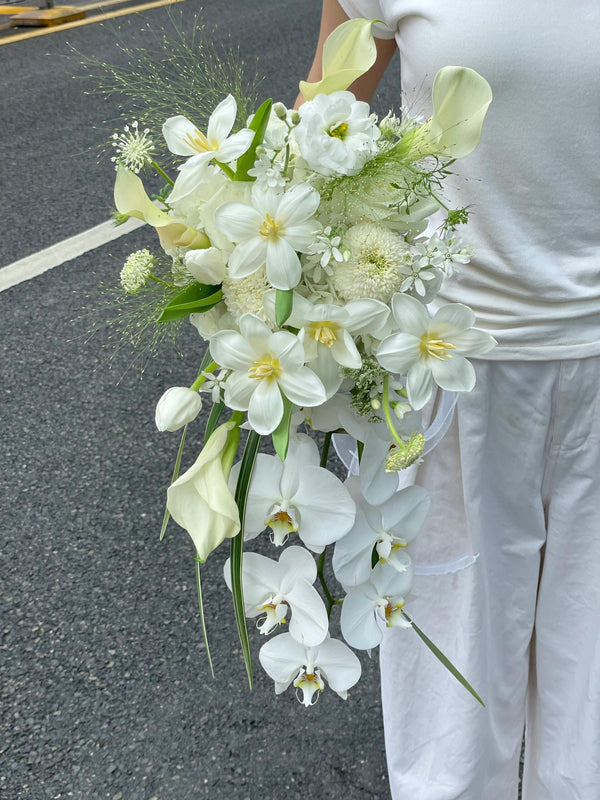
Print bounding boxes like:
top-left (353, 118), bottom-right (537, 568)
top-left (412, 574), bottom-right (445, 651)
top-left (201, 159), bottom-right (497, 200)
top-left (273, 102), bottom-right (287, 120)
top-left (155, 387), bottom-right (202, 432)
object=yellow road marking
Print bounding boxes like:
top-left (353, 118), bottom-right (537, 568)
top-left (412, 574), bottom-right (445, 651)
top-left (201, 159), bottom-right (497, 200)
top-left (0, 5), bottom-right (36, 13)
top-left (0, 0), bottom-right (185, 44)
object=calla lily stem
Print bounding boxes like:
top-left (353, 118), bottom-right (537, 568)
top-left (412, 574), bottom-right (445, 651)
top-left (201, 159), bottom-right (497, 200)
top-left (151, 160), bottom-right (174, 187)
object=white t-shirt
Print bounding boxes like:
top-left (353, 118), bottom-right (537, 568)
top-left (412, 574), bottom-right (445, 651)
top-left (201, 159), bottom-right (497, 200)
top-left (337, 0), bottom-right (600, 359)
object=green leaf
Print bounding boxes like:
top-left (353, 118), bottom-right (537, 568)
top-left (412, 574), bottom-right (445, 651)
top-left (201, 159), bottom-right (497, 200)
top-left (272, 394), bottom-right (294, 461)
top-left (159, 424), bottom-right (188, 541)
top-left (195, 557), bottom-right (214, 678)
top-left (403, 611), bottom-right (486, 707)
top-left (204, 400), bottom-right (225, 443)
top-left (231, 430), bottom-right (261, 687)
top-left (157, 283), bottom-right (222, 323)
top-left (233, 98), bottom-right (273, 181)
top-left (275, 288), bottom-right (294, 327)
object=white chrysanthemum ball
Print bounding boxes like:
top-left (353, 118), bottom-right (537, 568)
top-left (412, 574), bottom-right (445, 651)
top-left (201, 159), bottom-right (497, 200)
top-left (222, 266), bottom-right (271, 324)
top-left (332, 223), bottom-right (410, 304)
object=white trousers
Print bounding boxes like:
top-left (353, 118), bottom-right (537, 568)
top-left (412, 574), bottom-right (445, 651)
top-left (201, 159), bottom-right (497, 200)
top-left (380, 358), bottom-right (600, 800)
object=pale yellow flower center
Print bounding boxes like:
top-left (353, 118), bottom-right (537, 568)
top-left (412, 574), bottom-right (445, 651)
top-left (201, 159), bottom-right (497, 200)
top-left (309, 321), bottom-right (339, 347)
top-left (384, 600), bottom-right (405, 621)
top-left (248, 355), bottom-right (282, 381)
top-left (183, 128), bottom-right (216, 153)
top-left (420, 333), bottom-right (456, 360)
top-left (259, 213), bottom-right (283, 240)
top-left (328, 122), bottom-right (349, 140)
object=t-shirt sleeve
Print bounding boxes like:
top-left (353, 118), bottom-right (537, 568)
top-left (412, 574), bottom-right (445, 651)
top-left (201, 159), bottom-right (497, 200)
top-left (336, 0), bottom-right (397, 39)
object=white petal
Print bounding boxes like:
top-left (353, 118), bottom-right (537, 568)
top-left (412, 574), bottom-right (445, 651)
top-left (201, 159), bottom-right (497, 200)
top-left (380, 485), bottom-right (431, 542)
top-left (314, 637), bottom-right (362, 692)
top-left (276, 184), bottom-right (320, 226)
top-left (236, 454), bottom-right (284, 536)
top-left (184, 247), bottom-right (226, 284)
top-left (278, 545), bottom-right (318, 584)
top-left (432, 302), bottom-right (475, 332)
top-left (307, 348), bottom-right (343, 398)
top-left (163, 115), bottom-right (203, 157)
top-left (449, 327), bottom-right (497, 356)
top-left (340, 586), bottom-right (382, 650)
top-left (206, 94), bottom-right (237, 144)
top-left (265, 238), bottom-right (302, 290)
top-left (344, 299), bottom-right (391, 337)
top-left (332, 511), bottom-right (378, 587)
top-left (217, 128), bottom-right (255, 162)
top-left (429, 354), bottom-right (476, 393)
top-left (222, 371), bottom-right (256, 410)
top-left (391, 293), bottom-right (430, 335)
top-left (376, 333), bottom-right (420, 375)
top-left (291, 466), bottom-right (356, 548)
top-left (259, 633), bottom-right (307, 686)
top-left (248, 380), bottom-right (284, 435)
top-left (286, 581), bottom-right (330, 646)
top-left (227, 238), bottom-right (268, 279)
top-left (406, 360), bottom-right (434, 410)
top-left (215, 202), bottom-right (263, 241)
top-left (209, 330), bottom-right (254, 371)
top-left (239, 314), bottom-right (272, 352)
top-left (278, 367), bottom-right (327, 408)
top-left (358, 435), bottom-right (401, 507)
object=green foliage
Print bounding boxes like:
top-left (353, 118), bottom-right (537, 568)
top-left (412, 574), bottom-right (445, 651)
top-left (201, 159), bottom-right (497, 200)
top-left (274, 288), bottom-right (293, 327)
top-left (272, 394), bottom-right (294, 461)
top-left (157, 282), bottom-right (223, 323)
top-left (234, 98), bottom-right (273, 181)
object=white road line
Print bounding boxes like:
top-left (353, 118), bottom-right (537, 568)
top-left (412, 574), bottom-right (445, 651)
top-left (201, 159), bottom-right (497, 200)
top-left (0, 216), bottom-right (146, 293)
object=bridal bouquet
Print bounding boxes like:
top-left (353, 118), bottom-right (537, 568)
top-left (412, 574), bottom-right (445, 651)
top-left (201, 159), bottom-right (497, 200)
top-left (110, 18), bottom-right (494, 706)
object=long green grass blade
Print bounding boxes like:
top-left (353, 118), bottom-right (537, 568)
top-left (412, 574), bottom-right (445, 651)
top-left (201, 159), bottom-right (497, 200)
top-left (403, 611), bottom-right (485, 706)
top-left (195, 557), bottom-right (214, 678)
top-left (159, 424), bottom-right (188, 540)
top-left (231, 430), bottom-right (261, 688)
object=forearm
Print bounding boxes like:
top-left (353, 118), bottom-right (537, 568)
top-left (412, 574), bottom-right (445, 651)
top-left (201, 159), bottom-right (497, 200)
top-left (295, 0), bottom-right (398, 107)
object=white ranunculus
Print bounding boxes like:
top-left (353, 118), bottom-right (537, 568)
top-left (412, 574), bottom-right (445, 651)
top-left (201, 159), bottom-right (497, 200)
top-left (223, 546), bottom-right (329, 646)
top-left (166, 422), bottom-right (240, 562)
top-left (259, 633), bottom-right (361, 706)
top-left (294, 91), bottom-right (380, 176)
top-left (209, 314), bottom-right (326, 435)
top-left (376, 293), bottom-right (496, 410)
top-left (340, 562), bottom-right (413, 650)
top-left (155, 386), bottom-right (203, 432)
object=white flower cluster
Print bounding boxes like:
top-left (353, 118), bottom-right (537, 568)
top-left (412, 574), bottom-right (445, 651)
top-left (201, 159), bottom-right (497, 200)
top-left (113, 48), bottom-right (494, 706)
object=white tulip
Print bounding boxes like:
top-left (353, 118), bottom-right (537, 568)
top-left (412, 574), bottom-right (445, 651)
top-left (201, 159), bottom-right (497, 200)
top-left (155, 386), bottom-right (203, 432)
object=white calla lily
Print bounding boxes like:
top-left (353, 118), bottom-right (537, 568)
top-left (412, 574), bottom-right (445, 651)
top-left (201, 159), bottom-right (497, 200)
top-left (299, 18), bottom-right (378, 101)
top-left (166, 422), bottom-right (240, 562)
top-left (259, 633), bottom-right (361, 706)
top-left (399, 66), bottom-right (492, 161)
top-left (230, 435), bottom-right (355, 553)
top-left (333, 476), bottom-right (429, 587)
top-left (223, 546), bottom-right (328, 646)
top-left (376, 293), bottom-right (496, 410)
top-left (209, 314), bottom-right (326, 435)
top-left (340, 562), bottom-right (413, 650)
top-left (214, 183), bottom-right (321, 290)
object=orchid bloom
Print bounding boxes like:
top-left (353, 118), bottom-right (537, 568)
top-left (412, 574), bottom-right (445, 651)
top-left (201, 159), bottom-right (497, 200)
top-left (340, 562), bottom-right (413, 650)
top-left (230, 434), bottom-right (356, 553)
top-left (163, 94), bottom-right (255, 202)
top-left (264, 291), bottom-right (390, 397)
top-left (332, 476), bottom-right (429, 587)
top-left (299, 17), bottom-right (378, 100)
top-left (376, 293), bottom-right (496, 410)
top-left (209, 314), bottom-right (327, 435)
top-left (166, 421), bottom-right (240, 562)
top-left (223, 546), bottom-right (329, 646)
top-left (214, 183), bottom-right (321, 290)
top-left (398, 66), bottom-right (492, 161)
top-left (259, 633), bottom-right (361, 706)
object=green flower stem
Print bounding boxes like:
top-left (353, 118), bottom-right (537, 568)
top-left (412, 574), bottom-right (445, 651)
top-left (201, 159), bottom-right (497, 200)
top-left (402, 161), bottom-right (451, 213)
top-left (194, 556), bottom-right (214, 678)
top-left (151, 160), bottom-right (174, 187)
top-left (148, 274), bottom-right (176, 288)
top-left (190, 361), bottom-right (218, 391)
top-left (382, 374), bottom-right (406, 448)
top-left (221, 411), bottom-right (245, 476)
top-left (215, 160), bottom-right (235, 179)
top-left (282, 143), bottom-right (291, 178)
top-left (317, 431), bottom-right (336, 616)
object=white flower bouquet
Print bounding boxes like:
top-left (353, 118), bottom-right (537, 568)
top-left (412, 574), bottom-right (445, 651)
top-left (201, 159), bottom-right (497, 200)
top-left (109, 18), bottom-right (495, 706)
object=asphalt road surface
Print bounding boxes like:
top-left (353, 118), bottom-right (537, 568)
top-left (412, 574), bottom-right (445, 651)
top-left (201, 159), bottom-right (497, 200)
top-left (1, 2), bottom-right (403, 798)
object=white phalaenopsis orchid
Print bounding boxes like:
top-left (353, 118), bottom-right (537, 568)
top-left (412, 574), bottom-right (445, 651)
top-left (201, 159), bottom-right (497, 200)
top-left (333, 476), bottom-right (429, 587)
top-left (163, 95), bottom-right (254, 202)
top-left (264, 291), bottom-right (390, 396)
top-left (223, 546), bottom-right (328, 646)
top-left (209, 314), bottom-right (327, 435)
top-left (214, 183), bottom-right (321, 290)
top-left (376, 293), bottom-right (496, 410)
top-left (340, 562), bottom-right (413, 650)
top-left (231, 434), bottom-right (355, 552)
top-left (294, 91), bottom-right (380, 176)
top-left (259, 633), bottom-right (361, 706)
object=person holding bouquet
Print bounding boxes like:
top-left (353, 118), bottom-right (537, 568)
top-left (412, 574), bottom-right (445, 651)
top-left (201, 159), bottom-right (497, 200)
top-left (300, 2), bottom-right (600, 799)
